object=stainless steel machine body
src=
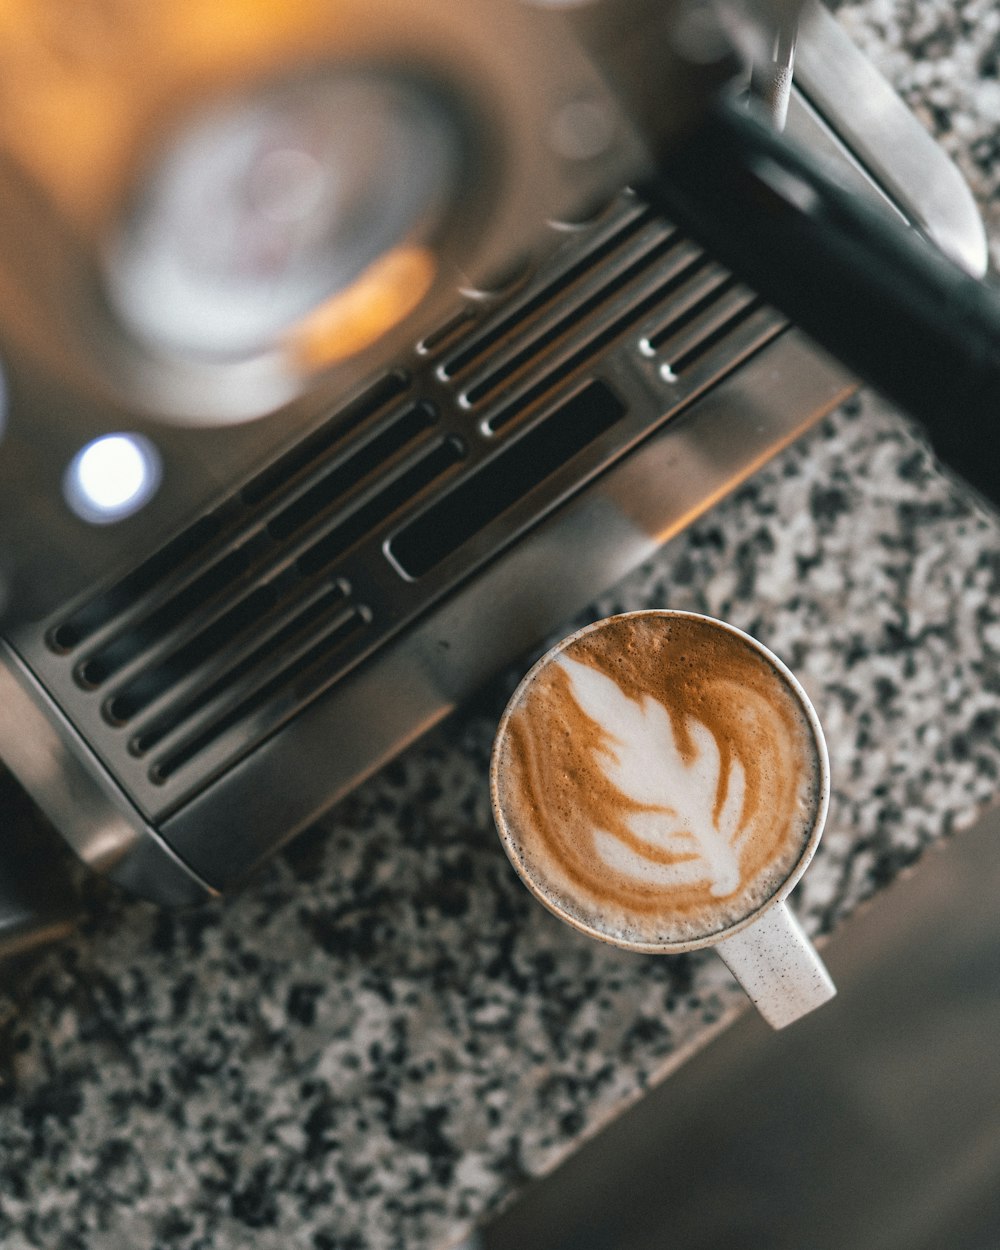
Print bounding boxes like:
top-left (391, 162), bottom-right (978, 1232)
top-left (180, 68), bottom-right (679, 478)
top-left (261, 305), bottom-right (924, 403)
top-left (0, 5), bottom-right (986, 934)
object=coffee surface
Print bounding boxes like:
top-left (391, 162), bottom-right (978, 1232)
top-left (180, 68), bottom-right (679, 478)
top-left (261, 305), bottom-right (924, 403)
top-left (492, 614), bottom-right (823, 946)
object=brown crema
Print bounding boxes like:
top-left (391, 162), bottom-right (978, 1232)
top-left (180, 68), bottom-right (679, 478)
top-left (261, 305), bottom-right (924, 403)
top-left (493, 614), bottom-right (822, 946)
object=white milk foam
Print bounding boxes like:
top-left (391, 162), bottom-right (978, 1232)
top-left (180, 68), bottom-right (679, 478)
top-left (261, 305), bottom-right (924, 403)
top-left (557, 654), bottom-right (749, 900)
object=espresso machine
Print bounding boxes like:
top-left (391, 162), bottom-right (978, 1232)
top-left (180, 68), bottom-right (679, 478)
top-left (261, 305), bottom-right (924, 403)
top-left (0, 0), bottom-right (992, 955)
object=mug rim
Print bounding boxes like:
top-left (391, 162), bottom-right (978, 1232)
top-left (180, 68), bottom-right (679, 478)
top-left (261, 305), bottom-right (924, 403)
top-left (489, 609), bottom-right (831, 954)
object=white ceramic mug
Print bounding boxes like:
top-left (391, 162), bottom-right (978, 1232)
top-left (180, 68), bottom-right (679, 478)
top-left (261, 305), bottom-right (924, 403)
top-left (490, 610), bottom-right (835, 1029)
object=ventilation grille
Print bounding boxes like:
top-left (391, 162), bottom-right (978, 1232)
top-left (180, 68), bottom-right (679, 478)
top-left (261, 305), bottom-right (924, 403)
top-left (31, 192), bottom-right (787, 815)
top-left (432, 200), bottom-right (779, 436)
top-left (42, 373), bottom-right (466, 806)
top-left (389, 379), bottom-right (627, 578)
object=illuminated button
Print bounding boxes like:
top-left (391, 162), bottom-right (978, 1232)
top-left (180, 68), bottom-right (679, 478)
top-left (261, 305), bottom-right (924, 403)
top-left (64, 434), bottom-right (161, 525)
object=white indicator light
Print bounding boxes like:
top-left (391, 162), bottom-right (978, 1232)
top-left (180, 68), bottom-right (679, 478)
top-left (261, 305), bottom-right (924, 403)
top-left (64, 434), bottom-right (162, 524)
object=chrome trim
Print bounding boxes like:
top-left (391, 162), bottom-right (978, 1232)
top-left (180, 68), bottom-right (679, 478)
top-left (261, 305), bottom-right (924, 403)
top-left (0, 642), bottom-right (216, 905)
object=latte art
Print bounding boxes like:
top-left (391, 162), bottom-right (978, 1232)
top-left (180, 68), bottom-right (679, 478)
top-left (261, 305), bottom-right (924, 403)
top-left (556, 653), bottom-right (750, 899)
top-left (492, 614), bottom-right (824, 947)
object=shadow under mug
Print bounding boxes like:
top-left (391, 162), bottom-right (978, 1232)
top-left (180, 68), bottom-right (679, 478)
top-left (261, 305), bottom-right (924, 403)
top-left (489, 610), bottom-right (835, 1029)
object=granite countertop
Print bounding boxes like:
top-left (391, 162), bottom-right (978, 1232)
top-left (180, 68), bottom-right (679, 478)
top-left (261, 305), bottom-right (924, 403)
top-left (3, 4), bottom-right (1000, 1249)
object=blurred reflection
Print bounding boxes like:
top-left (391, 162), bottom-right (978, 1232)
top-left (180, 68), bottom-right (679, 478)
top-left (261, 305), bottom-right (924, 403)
top-left (104, 72), bottom-right (461, 361)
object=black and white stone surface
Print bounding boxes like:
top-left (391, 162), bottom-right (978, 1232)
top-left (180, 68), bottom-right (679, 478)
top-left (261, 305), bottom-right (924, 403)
top-left (3, 5), bottom-right (1000, 1248)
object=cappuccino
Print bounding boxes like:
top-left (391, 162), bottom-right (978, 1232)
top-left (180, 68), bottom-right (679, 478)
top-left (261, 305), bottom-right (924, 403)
top-left (491, 612), bottom-right (826, 949)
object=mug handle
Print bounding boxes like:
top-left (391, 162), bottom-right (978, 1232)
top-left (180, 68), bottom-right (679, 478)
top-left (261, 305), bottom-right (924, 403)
top-left (713, 901), bottom-right (835, 1029)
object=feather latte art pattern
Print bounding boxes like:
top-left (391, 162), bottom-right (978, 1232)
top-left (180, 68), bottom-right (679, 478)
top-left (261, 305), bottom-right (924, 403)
top-left (493, 615), bottom-right (823, 946)
top-left (557, 655), bottom-right (747, 899)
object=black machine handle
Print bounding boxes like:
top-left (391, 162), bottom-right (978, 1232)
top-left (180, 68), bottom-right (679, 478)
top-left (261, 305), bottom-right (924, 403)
top-left (643, 98), bottom-right (1000, 507)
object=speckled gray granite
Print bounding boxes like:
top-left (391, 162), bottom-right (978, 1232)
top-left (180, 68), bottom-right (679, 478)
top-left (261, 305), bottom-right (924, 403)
top-left (3, 5), bottom-right (1000, 1250)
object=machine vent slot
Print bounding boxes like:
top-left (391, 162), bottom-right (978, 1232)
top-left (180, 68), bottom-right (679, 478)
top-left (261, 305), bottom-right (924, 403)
top-left (267, 401), bottom-right (436, 541)
top-left (105, 575), bottom-right (310, 725)
top-left (240, 370), bottom-right (410, 506)
top-left (418, 308), bottom-right (477, 357)
top-left (148, 602), bottom-right (370, 783)
top-left (297, 436), bottom-right (465, 577)
top-left (485, 249), bottom-right (716, 434)
top-left (642, 281), bottom-right (768, 378)
top-left (127, 584), bottom-right (355, 757)
top-left (439, 200), bottom-right (657, 383)
top-left (76, 535), bottom-right (272, 688)
top-left (389, 380), bottom-right (626, 578)
top-left (35, 360), bottom-right (469, 802)
top-left (461, 230), bottom-right (691, 410)
top-left (48, 513), bottom-right (231, 653)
